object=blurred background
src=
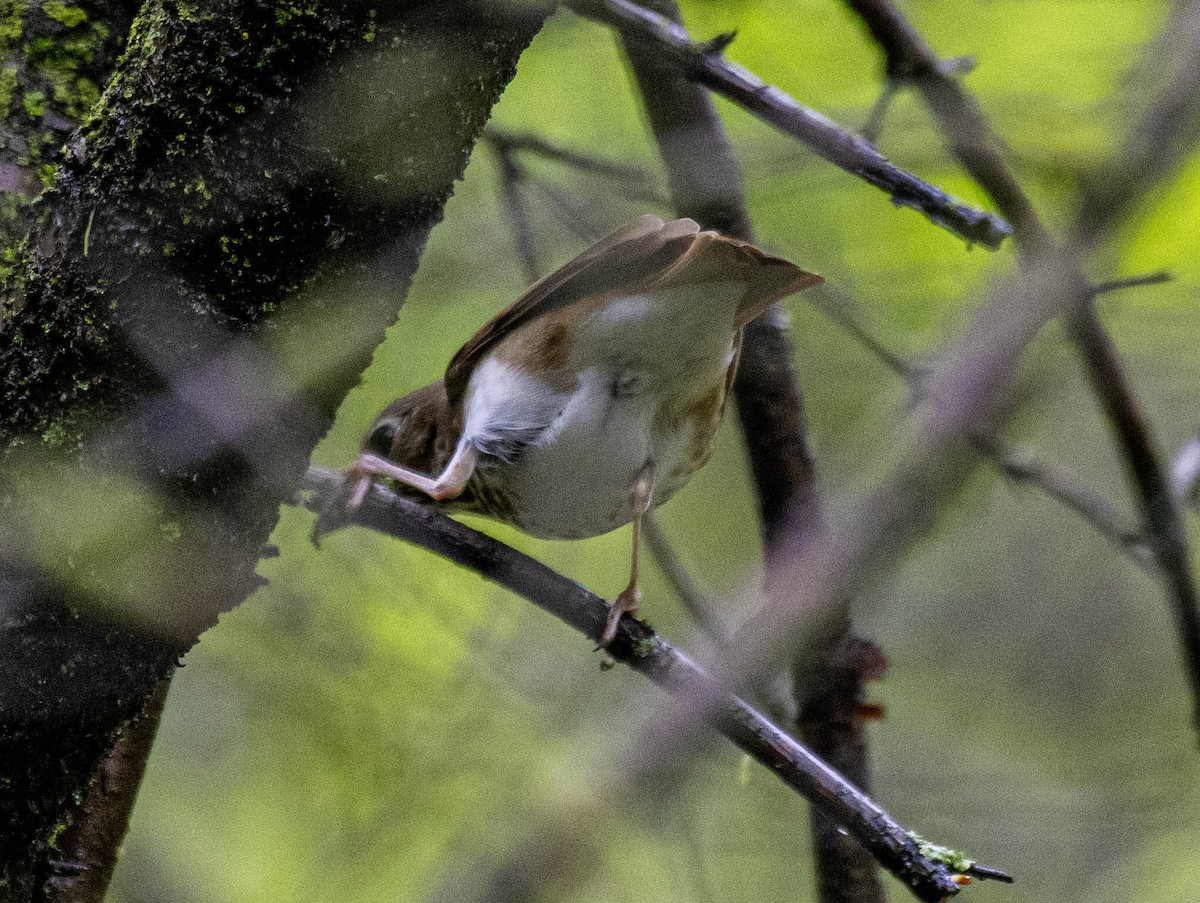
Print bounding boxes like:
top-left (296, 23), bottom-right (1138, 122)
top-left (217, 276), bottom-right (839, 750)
top-left (107, 1), bottom-right (1200, 901)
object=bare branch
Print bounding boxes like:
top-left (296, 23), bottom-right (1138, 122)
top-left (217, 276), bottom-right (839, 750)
top-left (807, 285), bottom-right (1150, 567)
top-left (484, 125), bottom-right (663, 203)
top-left (1091, 271), bottom-right (1173, 297)
top-left (299, 467), bottom-right (993, 902)
top-left (1066, 306), bottom-right (1200, 716)
top-left (843, 0), bottom-right (1200, 742)
top-left (972, 436), bottom-right (1153, 571)
top-left (484, 137), bottom-right (543, 285)
top-left (1074, 0), bottom-right (1200, 246)
top-left (643, 515), bottom-right (726, 642)
top-left (843, 0), bottom-right (1048, 252)
top-left (565, 0), bottom-right (1013, 249)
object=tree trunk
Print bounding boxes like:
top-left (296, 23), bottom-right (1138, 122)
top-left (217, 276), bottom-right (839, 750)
top-left (0, 2), bottom-right (550, 898)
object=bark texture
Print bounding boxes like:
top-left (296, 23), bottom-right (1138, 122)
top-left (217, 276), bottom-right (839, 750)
top-left (0, 1), bottom-right (549, 898)
top-left (0, 0), bottom-right (140, 247)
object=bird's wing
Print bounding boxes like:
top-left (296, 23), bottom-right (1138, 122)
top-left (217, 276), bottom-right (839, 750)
top-left (659, 230), bottom-right (824, 328)
top-left (444, 215), bottom-right (823, 400)
top-left (444, 215), bottom-right (700, 401)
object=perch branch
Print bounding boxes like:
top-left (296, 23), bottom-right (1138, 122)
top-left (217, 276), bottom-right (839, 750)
top-left (565, 0), bottom-right (1012, 249)
top-left (300, 467), bottom-right (999, 901)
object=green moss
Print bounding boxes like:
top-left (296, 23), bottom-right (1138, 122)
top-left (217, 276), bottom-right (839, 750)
top-left (40, 421), bottom-right (68, 449)
top-left (907, 832), bottom-right (977, 874)
top-left (22, 89), bottom-right (44, 117)
top-left (45, 819), bottom-right (68, 850)
top-left (43, 1), bottom-right (87, 28)
top-left (634, 636), bottom-right (664, 659)
top-left (0, 0), bottom-right (27, 43)
top-left (0, 62), bottom-right (18, 112)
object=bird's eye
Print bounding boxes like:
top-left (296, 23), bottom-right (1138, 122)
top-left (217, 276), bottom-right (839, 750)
top-left (365, 419), bottom-right (400, 457)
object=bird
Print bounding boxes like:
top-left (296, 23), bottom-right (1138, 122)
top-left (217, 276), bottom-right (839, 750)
top-left (344, 214), bottom-right (822, 646)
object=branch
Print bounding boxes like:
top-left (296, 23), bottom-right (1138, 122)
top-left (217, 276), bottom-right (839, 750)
top-left (843, 0), bottom-right (1200, 741)
top-left (483, 135), bottom-right (542, 285)
top-left (843, 0), bottom-right (1047, 251)
top-left (643, 515), bottom-right (726, 642)
top-left (617, 6), bottom-right (881, 901)
top-left (483, 125), bottom-right (663, 203)
top-left (973, 435), bottom-right (1153, 570)
top-left (565, 0), bottom-right (1013, 250)
top-left (1066, 306), bottom-right (1200, 718)
top-left (1073, 0), bottom-right (1200, 245)
top-left (299, 467), bottom-right (999, 902)
top-left (807, 286), bottom-right (1152, 569)
top-left (42, 679), bottom-right (170, 903)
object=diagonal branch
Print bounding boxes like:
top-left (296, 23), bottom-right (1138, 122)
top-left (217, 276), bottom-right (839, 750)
top-left (564, 0), bottom-right (1012, 249)
top-left (299, 467), bottom-right (1001, 902)
top-left (843, 0), bottom-right (1200, 740)
top-left (842, 0), bottom-right (1048, 251)
top-left (808, 286), bottom-right (1151, 569)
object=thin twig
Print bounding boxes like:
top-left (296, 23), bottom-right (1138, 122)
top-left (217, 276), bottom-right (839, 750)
top-left (1091, 270), bottom-right (1173, 296)
top-left (565, 0), bottom-right (1012, 249)
top-left (861, 79), bottom-right (900, 145)
top-left (485, 141), bottom-right (542, 285)
top-left (643, 514), bottom-right (726, 643)
top-left (807, 285), bottom-right (1151, 568)
top-left (484, 125), bottom-right (663, 203)
top-left (523, 174), bottom-right (610, 242)
top-left (972, 435), bottom-right (1153, 571)
top-left (299, 467), bottom-right (991, 901)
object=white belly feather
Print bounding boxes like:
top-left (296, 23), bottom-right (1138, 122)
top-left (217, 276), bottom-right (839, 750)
top-left (459, 282), bottom-right (742, 539)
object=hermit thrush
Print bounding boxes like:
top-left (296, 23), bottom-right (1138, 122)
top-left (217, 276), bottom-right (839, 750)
top-left (346, 215), bottom-right (821, 645)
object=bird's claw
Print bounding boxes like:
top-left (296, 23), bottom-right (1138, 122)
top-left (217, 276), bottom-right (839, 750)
top-left (310, 464), bottom-right (374, 548)
top-left (599, 584), bottom-right (642, 648)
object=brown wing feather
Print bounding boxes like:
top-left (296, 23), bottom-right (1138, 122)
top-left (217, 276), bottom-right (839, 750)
top-left (444, 216), bottom-right (823, 400)
top-left (444, 215), bottom-right (701, 401)
top-left (652, 231), bottom-right (824, 327)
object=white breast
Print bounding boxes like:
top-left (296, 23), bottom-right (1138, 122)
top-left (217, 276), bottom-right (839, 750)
top-left (460, 282), bottom-right (743, 539)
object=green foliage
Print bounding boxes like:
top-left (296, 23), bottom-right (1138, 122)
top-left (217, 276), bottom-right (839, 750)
top-left (108, 2), bottom-right (1200, 903)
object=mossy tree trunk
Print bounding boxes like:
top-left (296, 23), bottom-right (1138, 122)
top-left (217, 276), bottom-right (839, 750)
top-left (0, 0), bottom-right (141, 248)
top-left (0, 1), bottom-right (550, 899)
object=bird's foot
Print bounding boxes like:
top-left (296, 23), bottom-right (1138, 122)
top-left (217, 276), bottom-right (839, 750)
top-left (310, 462), bottom-right (373, 548)
top-left (600, 583), bottom-right (642, 648)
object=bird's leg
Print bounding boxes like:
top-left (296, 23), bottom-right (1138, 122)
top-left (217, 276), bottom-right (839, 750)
top-left (346, 443), bottom-right (479, 508)
top-left (602, 462), bottom-right (656, 647)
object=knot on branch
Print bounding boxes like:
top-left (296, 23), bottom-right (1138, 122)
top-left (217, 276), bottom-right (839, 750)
top-left (693, 29), bottom-right (737, 55)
